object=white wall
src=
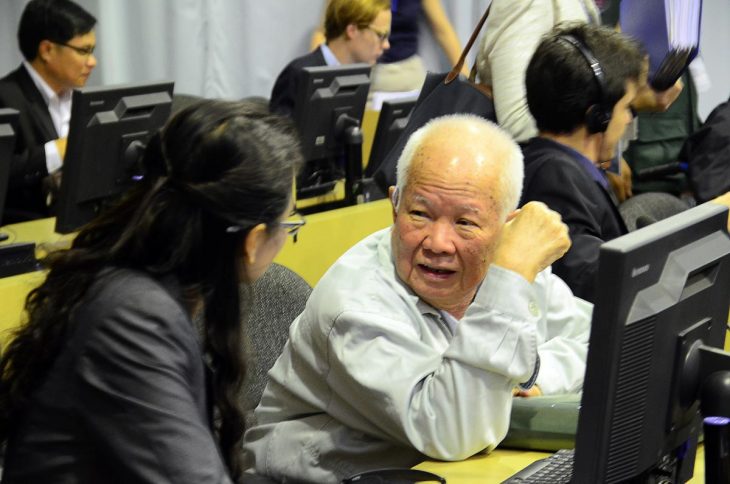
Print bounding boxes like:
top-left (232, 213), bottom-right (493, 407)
top-left (0, 0), bottom-right (726, 117)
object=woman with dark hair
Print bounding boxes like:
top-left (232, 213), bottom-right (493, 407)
top-left (0, 99), bottom-right (303, 483)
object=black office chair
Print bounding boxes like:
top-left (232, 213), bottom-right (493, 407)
top-left (240, 263), bottom-right (311, 428)
top-left (618, 192), bottom-right (690, 231)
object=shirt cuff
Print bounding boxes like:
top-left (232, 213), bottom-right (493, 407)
top-left (518, 353), bottom-right (540, 390)
top-left (44, 140), bottom-right (62, 174)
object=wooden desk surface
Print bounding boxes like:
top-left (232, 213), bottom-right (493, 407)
top-left (416, 446), bottom-right (706, 483)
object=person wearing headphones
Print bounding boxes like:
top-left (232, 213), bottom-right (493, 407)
top-left (518, 22), bottom-right (644, 303)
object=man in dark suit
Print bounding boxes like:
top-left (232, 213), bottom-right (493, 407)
top-left (519, 23), bottom-right (644, 303)
top-left (0, 0), bottom-right (96, 224)
top-left (269, 0), bottom-right (391, 117)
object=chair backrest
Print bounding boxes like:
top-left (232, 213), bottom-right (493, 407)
top-left (241, 263), bottom-right (311, 427)
top-left (618, 192), bottom-right (690, 231)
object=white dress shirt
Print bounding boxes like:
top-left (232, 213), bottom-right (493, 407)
top-left (23, 60), bottom-right (72, 174)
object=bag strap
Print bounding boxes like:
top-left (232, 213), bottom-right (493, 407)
top-left (446, 4), bottom-right (492, 84)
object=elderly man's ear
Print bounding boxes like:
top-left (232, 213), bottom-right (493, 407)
top-left (389, 186), bottom-right (399, 220)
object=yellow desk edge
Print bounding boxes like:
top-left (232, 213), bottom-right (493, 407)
top-left (0, 199), bottom-right (393, 338)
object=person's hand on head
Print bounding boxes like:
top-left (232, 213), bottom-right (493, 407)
top-left (492, 201), bottom-right (571, 282)
top-left (632, 78), bottom-right (683, 113)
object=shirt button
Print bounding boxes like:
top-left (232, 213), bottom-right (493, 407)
top-left (528, 300), bottom-right (540, 317)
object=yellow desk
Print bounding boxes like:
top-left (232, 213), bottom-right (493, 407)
top-left (416, 445), bottom-right (706, 483)
top-left (0, 199), bottom-right (393, 341)
top-left (275, 198), bottom-right (392, 286)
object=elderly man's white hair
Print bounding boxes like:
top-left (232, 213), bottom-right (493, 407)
top-left (393, 114), bottom-right (524, 220)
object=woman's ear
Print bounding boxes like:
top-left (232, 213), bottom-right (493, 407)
top-left (243, 223), bottom-right (268, 266)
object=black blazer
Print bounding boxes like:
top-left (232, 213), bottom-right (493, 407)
top-left (520, 137), bottom-right (627, 303)
top-left (2, 268), bottom-right (234, 483)
top-left (0, 65), bottom-right (57, 223)
top-left (269, 47), bottom-right (327, 118)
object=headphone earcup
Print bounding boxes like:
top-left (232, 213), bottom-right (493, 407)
top-left (586, 104), bottom-right (611, 134)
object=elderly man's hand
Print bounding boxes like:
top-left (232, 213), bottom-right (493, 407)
top-left (492, 202), bottom-right (571, 283)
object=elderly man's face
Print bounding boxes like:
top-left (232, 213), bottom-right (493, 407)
top-left (391, 133), bottom-right (504, 318)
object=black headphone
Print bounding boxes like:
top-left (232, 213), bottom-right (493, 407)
top-left (558, 34), bottom-right (612, 134)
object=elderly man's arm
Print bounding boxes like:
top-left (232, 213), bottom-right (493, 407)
top-left (326, 269), bottom-right (550, 461)
top-left (534, 270), bottom-right (592, 395)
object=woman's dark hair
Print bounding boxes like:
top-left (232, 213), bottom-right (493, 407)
top-left (0, 99), bottom-right (302, 480)
top-left (17, 0), bottom-right (97, 61)
top-left (526, 22), bottom-right (645, 135)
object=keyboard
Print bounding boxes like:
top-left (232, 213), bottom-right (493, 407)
top-left (501, 448), bottom-right (574, 483)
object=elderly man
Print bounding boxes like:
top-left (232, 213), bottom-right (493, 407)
top-left (243, 114), bottom-right (592, 482)
top-left (0, 0), bottom-right (97, 223)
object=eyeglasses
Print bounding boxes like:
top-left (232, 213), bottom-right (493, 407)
top-left (342, 468), bottom-right (446, 483)
top-left (363, 25), bottom-right (390, 43)
top-left (53, 42), bottom-right (95, 57)
top-left (279, 210), bottom-right (306, 243)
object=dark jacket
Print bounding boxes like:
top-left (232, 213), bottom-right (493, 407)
top-left (0, 65), bottom-right (57, 223)
top-left (2, 268), bottom-right (233, 483)
top-left (520, 137), bottom-right (627, 303)
top-left (269, 47), bottom-right (327, 118)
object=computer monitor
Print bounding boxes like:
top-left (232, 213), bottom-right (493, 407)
top-left (292, 63), bottom-right (370, 206)
top-left (0, 108), bottom-right (19, 233)
top-left (572, 202), bottom-right (730, 483)
top-left (54, 81), bottom-right (174, 234)
top-left (365, 97), bottom-right (417, 178)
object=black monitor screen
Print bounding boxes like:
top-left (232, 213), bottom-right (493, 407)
top-left (292, 64), bottom-right (369, 201)
top-left (365, 97), bottom-right (417, 178)
top-left (573, 203), bottom-right (730, 483)
top-left (0, 108), bottom-right (19, 228)
top-left (55, 81), bottom-right (174, 234)
top-left (294, 63), bottom-right (370, 161)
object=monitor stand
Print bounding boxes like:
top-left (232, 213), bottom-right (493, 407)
top-left (701, 370), bottom-right (730, 483)
top-left (300, 116), bottom-right (369, 215)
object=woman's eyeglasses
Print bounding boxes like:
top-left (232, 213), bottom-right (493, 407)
top-left (279, 210), bottom-right (306, 243)
top-left (225, 210), bottom-right (306, 243)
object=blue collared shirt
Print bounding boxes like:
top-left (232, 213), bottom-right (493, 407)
top-left (543, 138), bottom-right (610, 190)
top-left (320, 44), bottom-right (340, 67)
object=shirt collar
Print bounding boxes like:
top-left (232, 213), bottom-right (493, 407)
top-left (538, 137), bottom-right (609, 189)
top-left (22, 60), bottom-right (70, 105)
top-left (319, 44), bottom-right (341, 67)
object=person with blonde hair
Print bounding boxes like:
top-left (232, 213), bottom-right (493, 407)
top-left (269, 0), bottom-right (391, 116)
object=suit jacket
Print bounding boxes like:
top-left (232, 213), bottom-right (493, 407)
top-left (269, 47), bottom-right (327, 118)
top-left (2, 268), bottom-right (234, 483)
top-left (520, 137), bottom-right (627, 303)
top-left (0, 65), bottom-right (56, 223)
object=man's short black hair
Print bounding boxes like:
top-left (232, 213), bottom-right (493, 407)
top-left (526, 22), bottom-right (644, 135)
top-left (17, 0), bottom-right (97, 61)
